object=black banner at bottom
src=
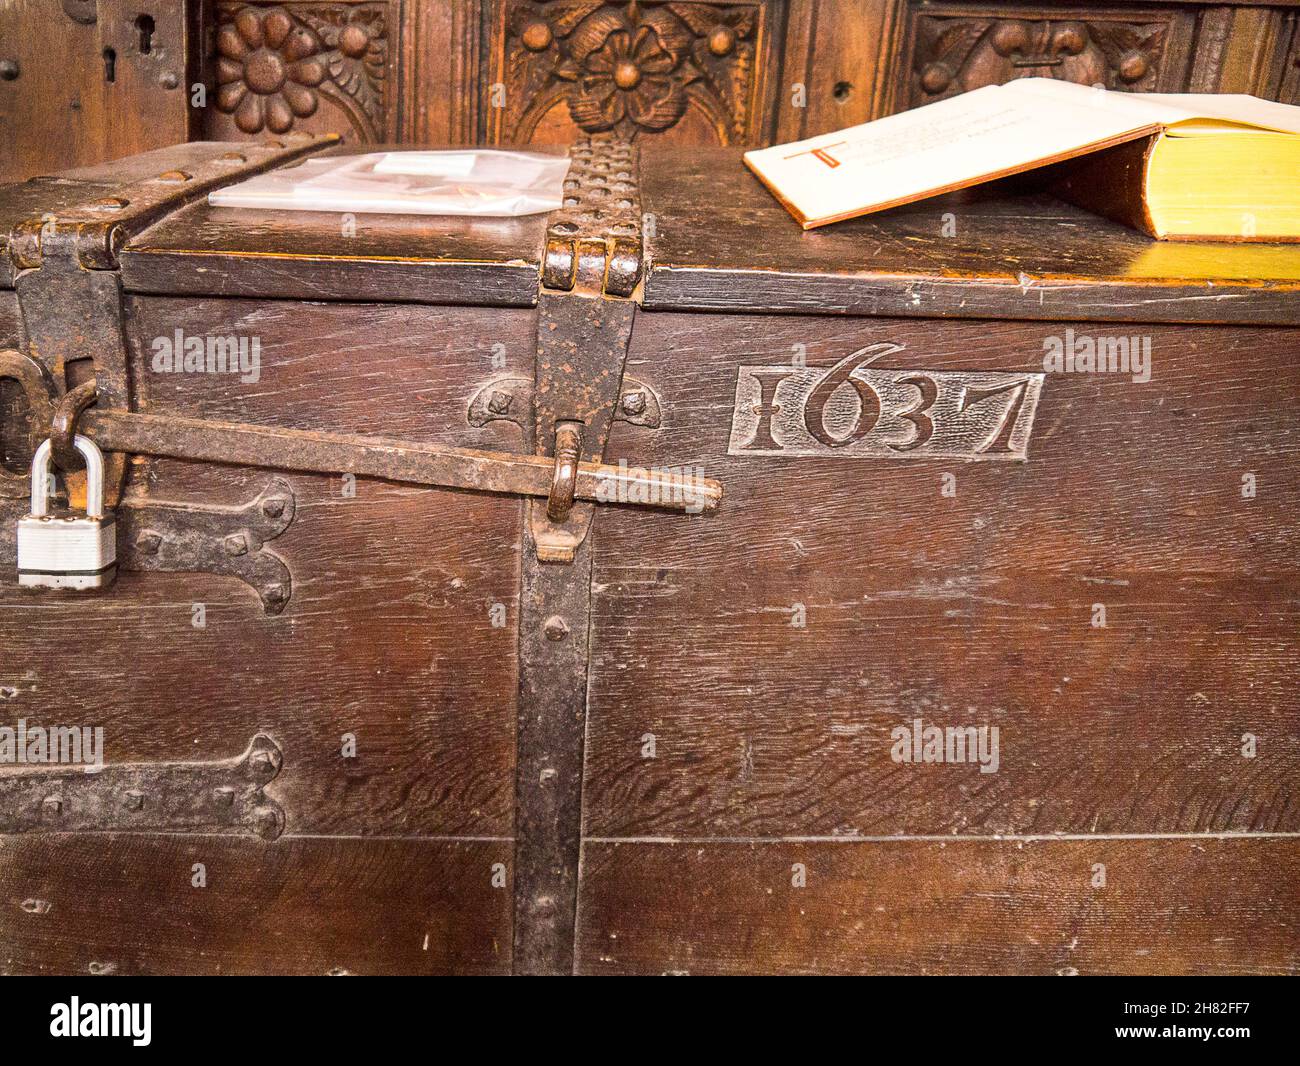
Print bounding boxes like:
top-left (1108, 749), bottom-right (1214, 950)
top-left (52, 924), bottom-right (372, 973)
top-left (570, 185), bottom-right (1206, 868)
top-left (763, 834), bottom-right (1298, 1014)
top-left (0, 975), bottom-right (1290, 1053)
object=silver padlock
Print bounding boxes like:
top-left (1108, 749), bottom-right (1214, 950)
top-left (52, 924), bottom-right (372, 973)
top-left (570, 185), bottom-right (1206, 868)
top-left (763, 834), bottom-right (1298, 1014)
top-left (17, 435), bottom-right (117, 590)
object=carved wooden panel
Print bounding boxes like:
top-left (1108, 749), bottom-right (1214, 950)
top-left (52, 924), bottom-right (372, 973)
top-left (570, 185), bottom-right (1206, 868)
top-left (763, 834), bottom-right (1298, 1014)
top-left (0, 0), bottom-right (195, 183)
top-left (1278, 10), bottom-right (1300, 105)
top-left (485, 0), bottom-right (784, 146)
top-left (898, 3), bottom-right (1197, 111)
top-left (205, 1), bottom-right (397, 142)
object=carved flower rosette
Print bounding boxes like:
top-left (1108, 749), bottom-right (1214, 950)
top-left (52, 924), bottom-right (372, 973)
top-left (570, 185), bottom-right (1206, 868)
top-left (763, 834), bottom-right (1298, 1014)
top-left (214, 3), bottom-right (389, 141)
top-left (503, 0), bottom-right (762, 144)
top-left (912, 14), bottom-right (1168, 104)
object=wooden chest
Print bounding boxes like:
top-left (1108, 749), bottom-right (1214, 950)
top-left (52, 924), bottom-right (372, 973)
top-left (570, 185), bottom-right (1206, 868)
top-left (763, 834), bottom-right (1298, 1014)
top-left (0, 135), bottom-right (1297, 975)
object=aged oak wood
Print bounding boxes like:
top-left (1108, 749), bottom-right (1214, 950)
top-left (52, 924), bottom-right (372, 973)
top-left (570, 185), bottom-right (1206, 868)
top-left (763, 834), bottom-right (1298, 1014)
top-left (576, 839), bottom-right (1300, 975)
top-left (119, 145), bottom-right (560, 307)
top-left (0, 835), bottom-right (511, 975)
top-left (640, 148), bottom-right (1300, 325)
top-left (7, 0), bottom-right (1300, 185)
top-left (3, 137), bottom-right (1298, 975)
top-left (0, 0), bottom-right (195, 184)
top-left (584, 312), bottom-right (1300, 839)
top-left (1, 297), bottom-right (532, 837)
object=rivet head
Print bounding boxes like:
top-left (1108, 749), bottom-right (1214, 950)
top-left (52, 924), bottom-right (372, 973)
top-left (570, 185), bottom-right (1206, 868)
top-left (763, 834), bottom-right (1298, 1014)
top-left (261, 497), bottom-right (286, 519)
top-left (122, 790), bottom-right (145, 811)
top-left (42, 796), bottom-right (63, 818)
top-left (708, 26), bottom-right (736, 56)
top-left (223, 532), bottom-right (249, 556)
top-left (543, 615), bottom-right (569, 641)
top-left (212, 786), bottom-right (236, 807)
top-left (248, 745), bottom-right (282, 779)
top-left (89, 197), bottom-right (129, 211)
top-left (135, 530), bottom-right (163, 555)
top-left (487, 390), bottom-right (513, 415)
top-left (252, 805), bottom-right (284, 840)
top-left (621, 391), bottom-right (647, 416)
top-left (262, 583), bottom-right (287, 608)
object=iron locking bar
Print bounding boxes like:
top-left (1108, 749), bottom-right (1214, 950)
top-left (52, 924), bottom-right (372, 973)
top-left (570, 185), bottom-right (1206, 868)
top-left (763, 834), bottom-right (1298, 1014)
top-left (75, 408), bottom-right (722, 514)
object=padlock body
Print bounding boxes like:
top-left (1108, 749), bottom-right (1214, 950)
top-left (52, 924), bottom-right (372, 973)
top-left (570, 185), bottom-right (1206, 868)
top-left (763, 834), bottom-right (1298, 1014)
top-left (17, 514), bottom-right (117, 589)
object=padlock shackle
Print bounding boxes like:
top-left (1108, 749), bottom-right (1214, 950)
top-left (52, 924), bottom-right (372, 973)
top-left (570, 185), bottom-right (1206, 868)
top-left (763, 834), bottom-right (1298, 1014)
top-left (29, 435), bottom-right (106, 519)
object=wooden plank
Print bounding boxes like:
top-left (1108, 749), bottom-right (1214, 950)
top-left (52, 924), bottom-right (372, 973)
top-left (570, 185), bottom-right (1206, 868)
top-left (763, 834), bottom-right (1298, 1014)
top-left (0, 290), bottom-right (19, 344)
top-left (640, 148), bottom-right (1300, 325)
top-left (0, 298), bottom-right (530, 837)
top-left (118, 145), bottom-right (558, 306)
top-left (0, 834), bottom-right (511, 975)
top-left (774, 0), bottom-right (898, 142)
top-left (576, 839), bottom-right (1300, 975)
top-left (584, 312), bottom-right (1300, 838)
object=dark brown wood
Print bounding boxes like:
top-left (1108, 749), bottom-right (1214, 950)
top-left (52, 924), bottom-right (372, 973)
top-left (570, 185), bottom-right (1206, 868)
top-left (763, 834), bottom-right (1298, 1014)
top-left (0, 137), bottom-right (335, 288)
top-left (640, 147), bottom-right (1300, 324)
top-left (3, 138), bottom-right (1298, 977)
top-left (6, 0), bottom-right (1300, 185)
top-left (0, 0), bottom-right (197, 184)
top-left (117, 145), bottom-right (558, 306)
top-left (483, 0), bottom-right (787, 147)
top-left (585, 311), bottom-right (1300, 839)
top-left (1, 296), bottom-right (531, 839)
top-left (576, 839), bottom-right (1300, 974)
top-left (0, 834), bottom-right (511, 975)
top-left (200, 2), bottom-right (400, 145)
top-left (897, 4), bottom-right (1198, 111)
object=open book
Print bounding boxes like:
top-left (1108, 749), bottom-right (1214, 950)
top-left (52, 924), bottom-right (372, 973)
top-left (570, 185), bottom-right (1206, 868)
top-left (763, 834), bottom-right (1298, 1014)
top-left (744, 79), bottom-right (1300, 240)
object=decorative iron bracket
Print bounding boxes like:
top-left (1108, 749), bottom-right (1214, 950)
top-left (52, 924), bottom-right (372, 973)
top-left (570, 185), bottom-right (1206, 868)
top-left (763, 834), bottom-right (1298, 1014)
top-left (120, 478), bottom-right (297, 615)
top-left (0, 733), bottom-right (285, 839)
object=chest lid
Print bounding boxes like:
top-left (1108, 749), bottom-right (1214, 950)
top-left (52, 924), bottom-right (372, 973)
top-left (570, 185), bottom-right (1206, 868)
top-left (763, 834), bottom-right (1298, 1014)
top-left (116, 144), bottom-right (575, 307)
top-left (640, 147), bottom-right (1300, 326)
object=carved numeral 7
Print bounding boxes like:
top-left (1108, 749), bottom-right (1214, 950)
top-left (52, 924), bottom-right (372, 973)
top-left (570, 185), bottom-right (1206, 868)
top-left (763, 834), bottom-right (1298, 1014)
top-left (959, 378), bottom-right (1030, 454)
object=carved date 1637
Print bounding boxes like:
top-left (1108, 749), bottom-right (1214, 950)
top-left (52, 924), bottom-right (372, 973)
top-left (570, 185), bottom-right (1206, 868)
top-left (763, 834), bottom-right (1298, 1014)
top-left (728, 344), bottom-right (1045, 460)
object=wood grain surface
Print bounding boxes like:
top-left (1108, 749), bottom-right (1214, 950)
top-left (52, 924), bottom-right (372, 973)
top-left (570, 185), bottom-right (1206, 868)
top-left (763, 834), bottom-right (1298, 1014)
top-left (573, 307), bottom-right (1299, 972)
top-left (576, 839), bottom-right (1300, 975)
top-left (119, 145), bottom-right (559, 306)
top-left (0, 297), bottom-right (531, 838)
top-left (4, 140), bottom-right (1299, 973)
top-left (0, 834), bottom-right (511, 975)
top-left (0, 0), bottom-right (193, 185)
top-left (641, 147), bottom-right (1300, 324)
top-left (586, 312), bottom-right (1299, 839)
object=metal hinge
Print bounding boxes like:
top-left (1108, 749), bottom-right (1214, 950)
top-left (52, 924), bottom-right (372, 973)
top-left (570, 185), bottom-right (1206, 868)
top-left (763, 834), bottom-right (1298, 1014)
top-left (6, 135), bottom-right (338, 511)
top-left (512, 140), bottom-right (651, 975)
top-left (0, 733), bottom-right (285, 839)
top-left (2, 140), bottom-right (716, 570)
top-left (527, 140), bottom-right (648, 564)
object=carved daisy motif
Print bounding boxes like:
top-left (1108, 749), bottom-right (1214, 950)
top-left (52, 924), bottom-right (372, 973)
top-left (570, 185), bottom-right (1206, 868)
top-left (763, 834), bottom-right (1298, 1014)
top-left (216, 7), bottom-right (326, 134)
top-left (556, 2), bottom-right (697, 135)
